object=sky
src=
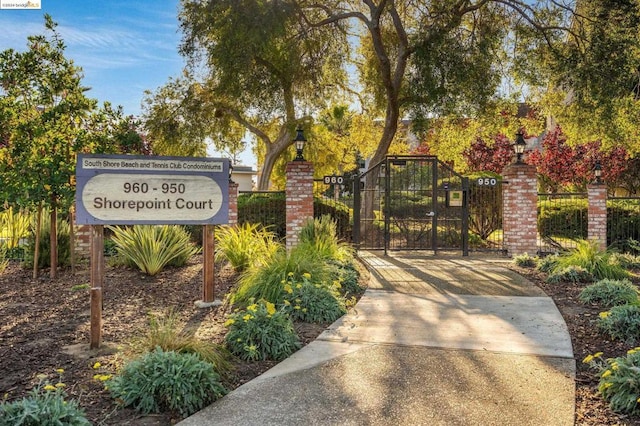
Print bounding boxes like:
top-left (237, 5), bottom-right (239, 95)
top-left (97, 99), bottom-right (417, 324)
top-left (0, 0), bottom-right (184, 116)
top-left (0, 1), bottom-right (257, 166)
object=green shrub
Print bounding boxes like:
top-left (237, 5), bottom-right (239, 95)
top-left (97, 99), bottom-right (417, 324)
top-left (281, 273), bottom-right (346, 323)
top-left (0, 371), bottom-right (90, 426)
top-left (233, 245), bottom-right (332, 307)
top-left (546, 265), bottom-right (594, 284)
top-left (610, 252), bottom-right (640, 270)
top-left (224, 300), bottom-right (301, 361)
top-left (550, 240), bottom-right (628, 280)
top-left (108, 348), bottom-right (226, 418)
top-left (238, 192), bottom-right (286, 239)
top-left (109, 225), bottom-right (199, 276)
top-left (536, 254), bottom-right (559, 273)
top-left (585, 348), bottom-right (640, 415)
top-left (598, 305), bottom-right (640, 343)
top-left (237, 192), bottom-right (352, 241)
top-left (215, 223), bottom-right (280, 272)
top-left (538, 199), bottom-right (587, 240)
top-left (607, 204), bottom-right (640, 251)
top-left (579, 279), bottom-right (639, 307)
top-left (328, 259), bottom-right (363, 298)
top-left (513, 253), bottom-right (536, 268)
top-left (133, 310), bottom-right (232, 378)
top-left (24, 212), bottom-right (71, 269)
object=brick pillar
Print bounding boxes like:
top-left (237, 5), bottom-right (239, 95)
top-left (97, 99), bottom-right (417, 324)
top-left (502, 163), bottom-right (538, 257)
top-left (228, 181), bottom-right (238, 225)
top-left (587, 184), bottom-right (607, 251)
top-left (73, 205), bottom-right (91, 259)
top-left (286, 161), bottom-right (314, 250)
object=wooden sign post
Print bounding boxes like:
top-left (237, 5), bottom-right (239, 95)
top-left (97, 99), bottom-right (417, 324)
top-left (90, 225), bottom-right (104, 349)
top-left (77, 154), bottom-right (230, 348)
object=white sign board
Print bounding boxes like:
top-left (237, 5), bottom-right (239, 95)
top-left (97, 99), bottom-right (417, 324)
top-left (76, 154), bottom-right (230, 225)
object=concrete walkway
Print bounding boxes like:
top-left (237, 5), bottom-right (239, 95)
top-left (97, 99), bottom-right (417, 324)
top-left (179, 252), bottom-right (575, 426)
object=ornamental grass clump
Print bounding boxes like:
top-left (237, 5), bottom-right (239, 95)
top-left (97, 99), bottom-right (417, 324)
top-left (109, 225), bottom-right (199, 276)
top-left (281, 273), bottom-right (346, 323)
top-left (579, 279), bottom-right (639, 307)
top-left (132, 310), bottom-right (232, 378)
top-left (108, 348), bottom-right (226, 418)
top-left (584, 349), bottom-right (640, 415)
top-left (550, 239), bottom-right (629, 280)
top-left (536, 254), bottom-right (559, 274)
top-left (224, 300), bottom-right (301, 361)
top-left (298, 215), bottom-right (354, 263)
top-left (597, 305), bottom-right (640, 343)
top-left (233, 245), bottom-right (332, 307)
top-left (513, 252), bottom-right (537, 268)
top-left (215, 223), bottom-right (280, 272)
top-left (546, 265), bottom-right (594, 284)
top-left (0, 369), bottom-right (90, 426)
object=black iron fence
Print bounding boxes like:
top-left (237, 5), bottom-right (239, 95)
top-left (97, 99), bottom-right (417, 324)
top-left (467, 177), bottom-right (504, 253)
top-left (238, 191), bottom-right (286, 238)
top-left (537, 193), bottom-right (588, 254)
top-left (237, 186), bottom-right (354, 242)
top-left (608, 197), bottom-right (640, 252)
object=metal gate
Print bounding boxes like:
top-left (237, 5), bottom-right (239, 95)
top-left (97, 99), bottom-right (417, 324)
top-left (353, 155), bottom-right (469, 255)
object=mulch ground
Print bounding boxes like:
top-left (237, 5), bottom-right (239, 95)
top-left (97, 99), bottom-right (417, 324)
top-left (1, 256), bottom-right (639, 425)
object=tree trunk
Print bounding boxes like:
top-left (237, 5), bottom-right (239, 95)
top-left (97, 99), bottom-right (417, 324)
top-left (256, 127), bottom-right (294, 190)
top-left (69, 207), bottom-right (75, 274)
top-left (32, 203), bottom-right (42, 280)
top-left (49, 196), bottom-right (57, 279)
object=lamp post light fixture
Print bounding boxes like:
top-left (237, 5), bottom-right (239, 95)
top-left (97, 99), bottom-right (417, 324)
top-left (594, 161), bottom-right (603, 184)
top-left (294, 127), bottom-right (307, 161)
top-left (513, 131), bottom-right (526, 164)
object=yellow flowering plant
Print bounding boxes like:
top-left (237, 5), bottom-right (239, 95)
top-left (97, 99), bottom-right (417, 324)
top-left (597, 304), bottom-right (640, 343)
top-left (280, 273), bottom-right (346, 323)
top-left (0, 369), bottom-right (90, 425)
top-left (224, 299), bottom-right (300, 361)
top-left (584, 348), bottom-right (640, 415)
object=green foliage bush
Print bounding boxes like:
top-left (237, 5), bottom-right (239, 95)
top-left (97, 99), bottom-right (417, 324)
top-left (586, 348), bottom-right (640, 415)
top-left (224, 300), bottom-right (301, 361)
top-left (328, 259), bottom-right (363, 298)
top-left (610, 252), bottom-right (640, 270)
top-left (0, 372), bottom-right (90, 426)
top-left (513, 253), bottom-right (536, 268)
top-left (536, 254), bottom-right (559, 273)
top-left (109, 225), bottom-right (199, 276)
top-left (108, 348), bottom-right (226, 418)
top-left (233, 244), bottom-right (333, 307)
top-left (237, 192), bottom-right (351, 240)
top-left (608, 204), bottom-right (640, 251)
top-left (24, 212), bottom-right (70, 269)
top-left (579, 279), bottom-right (639, 307)
top-left (281, 273), bottom-right (346, 323)
top-left (215, 223), bottom-right (280, 272)
top-left (549, 240), bottom-right (629, 281)
top-left (133, 310), bottom-right (232, 378)
top-left (238, 192), bottom-right (286, 238)
top-left (546, 265), bottom-right (594, 284)
top-left (598, 305), bottom-right (640, 343)
top-left (538, 199), bottom-right (587, 240)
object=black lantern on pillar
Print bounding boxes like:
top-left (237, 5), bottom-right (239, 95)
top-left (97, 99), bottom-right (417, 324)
top-left (294, 127), bottom-right (307, 161)
top-left (513, 132), bottom-right (526, 164)
top-left (594, 161), bottom-right (603, 184)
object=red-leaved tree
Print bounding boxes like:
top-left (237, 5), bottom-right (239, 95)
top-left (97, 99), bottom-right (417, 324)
top-left (462, 134), bottom-right (515, 174)
top-left (528, 127), bottom-right (629, 192)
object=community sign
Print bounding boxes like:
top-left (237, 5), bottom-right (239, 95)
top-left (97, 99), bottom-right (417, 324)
top-left (76, 154), bottom-right (230, 225)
